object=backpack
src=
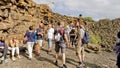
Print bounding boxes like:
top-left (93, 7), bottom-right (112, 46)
top-left (82, 30), bottom-right (90, 44)
top-left (54, 28), bottom-right (64, 42)
top-left (70, 28), bottom-right (76, 36)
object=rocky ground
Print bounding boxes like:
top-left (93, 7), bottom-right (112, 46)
top-left (0, 42), bottom-right (117, 68)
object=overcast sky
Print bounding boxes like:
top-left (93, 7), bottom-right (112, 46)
top-left (34, 0), bottom-right (120, 20)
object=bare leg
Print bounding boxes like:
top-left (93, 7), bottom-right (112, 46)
top-left (62, 53), bottom-right (66, 64)
top-left (55, 52), bottom-right (59, 62)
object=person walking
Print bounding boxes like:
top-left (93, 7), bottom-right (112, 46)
top-left (75, 24), bottom-right (86, 67)
top-left (54, 21), bottom-right (69, 68)
top-left (36, 23), bottom-right (44, 54)
top-left (47, 24), bottom-right (54, 54)
top-left (24, 26), bottom-right (36, 60)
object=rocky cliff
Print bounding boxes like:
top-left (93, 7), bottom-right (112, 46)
top-left (88, 18), bottom-right (120, 51)
top-left (0, 0), bottom-right (74, 39)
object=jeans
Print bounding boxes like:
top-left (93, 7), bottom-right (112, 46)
top-left (0, 43), bottom-right (8, 60)
top-left (48, 39), bottom-right (52, 48)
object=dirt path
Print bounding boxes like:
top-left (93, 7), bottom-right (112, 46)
top-left (0, 44), bottom-right (117, 68)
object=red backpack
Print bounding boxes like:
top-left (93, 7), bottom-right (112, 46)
top-left (54, 28), bottom-right (64, 42)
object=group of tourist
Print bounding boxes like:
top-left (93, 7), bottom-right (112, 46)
top-left (0, 18), bottom-right (88, 68)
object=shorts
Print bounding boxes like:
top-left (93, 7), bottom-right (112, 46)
top-left (37, 40), bottom-right (43, 47)
top-left (48, 39), bottom-right (53, 48)
top-left (75, 43), bottom-right (85, 55)
top-left (55, 42), bottom-right (66, 53)
top-left (117, 53), bottom-right (120, 68)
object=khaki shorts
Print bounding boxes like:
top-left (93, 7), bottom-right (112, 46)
top-left (37, 40), bottom-right (43, 47)
top-left (75, 44), bottom-right (85, 56)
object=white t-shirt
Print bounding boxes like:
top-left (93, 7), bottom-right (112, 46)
top-left (48, 28), bottom-right (54, 39)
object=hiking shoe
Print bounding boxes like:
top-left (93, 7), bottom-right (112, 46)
top-left (62, 64), bottom-right (67, 68)
top-left (47, 51), bottom-right (52, 54)
top-left (0, 56), bottom-right (4, 60)
top-left (54, 61), bottom-right (58, 66)
top-left (82, 63), bottom-right (85, 67)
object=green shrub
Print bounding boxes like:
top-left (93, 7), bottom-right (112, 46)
top-left (84, 17), bottom-right (94, 22)
top-left (89, 34), bottom-right (101, 44)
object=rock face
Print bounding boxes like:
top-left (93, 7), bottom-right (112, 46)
top-left (88, 18), bottom-right (120, 51)
top-left (0, 0), bottom-right (73, 39)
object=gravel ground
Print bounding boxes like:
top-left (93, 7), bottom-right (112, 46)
top-left (0, 44), bottom-right (117, 68)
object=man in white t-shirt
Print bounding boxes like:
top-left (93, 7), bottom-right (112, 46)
top-left (47, 24), bottom-right (54, 54)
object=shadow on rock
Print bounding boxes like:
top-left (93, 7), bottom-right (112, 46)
top-left (34, 56), bottom-right (61, 68)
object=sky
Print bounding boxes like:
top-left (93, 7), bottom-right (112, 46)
top-left (34, 0), bottom-right (120, 21)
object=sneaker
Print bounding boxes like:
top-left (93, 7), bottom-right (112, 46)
top-left (62, 64), bottom-right (67, 68)
top-left (0, 59), bottom-right (8, 64)
top-left (47, 51), bottom-right (50, 54)
top-left (0, 56), bottom-right (4, 60)
top-left (0, 60), bottom-right (3, 64)
top-left (82, 63), bottom-right (85, 67)
top-left (77, 63), bottom-right (83, 68)
top-left (4, 59), bottom-right (8, 63)
top-left (54, 61), bottom-right (58, 66)
top-left (47, 51), bottom-right (52, 54)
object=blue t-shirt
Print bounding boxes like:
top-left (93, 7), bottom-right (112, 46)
top-left (36, 28), bottom-right (43, 40)
top-left (25, 31), bottom-right (36, 42)
top-left (0, 41), bottom-right (5, 47)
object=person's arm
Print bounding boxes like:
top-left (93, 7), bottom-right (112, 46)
top-left (36, 28), bottom-right (44, 35)
top-left (10, 40), bottom-right (14, 47)
top-left (37, 31), bottom-right (43, 35)
top-left (52, 29), bottom-right (55, 40)
top-left (23, 32), bottom-right (28, 44)
top-left (78, 35), bottom-right (82, 45)
top-left (64, 33), bottom-right (69, 47)
top-left (15, 40), bottom-right (19, 47)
